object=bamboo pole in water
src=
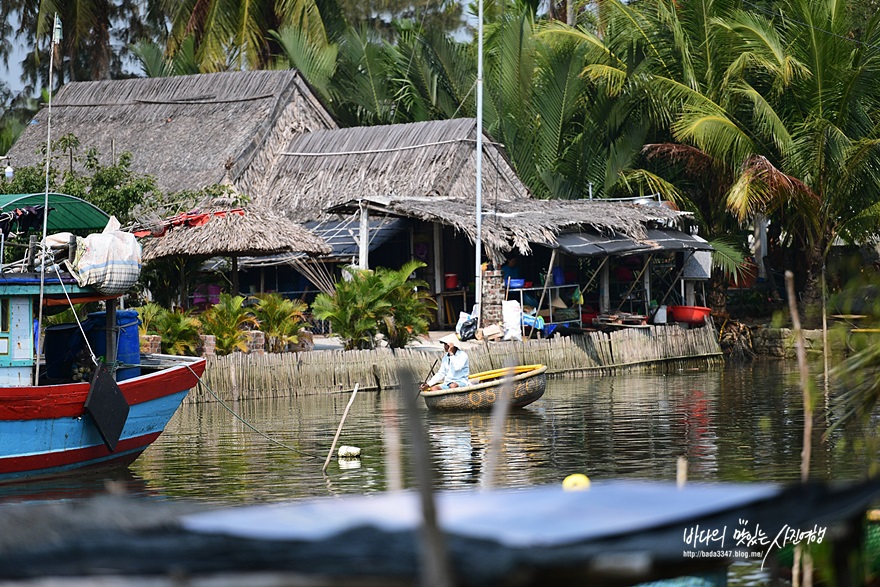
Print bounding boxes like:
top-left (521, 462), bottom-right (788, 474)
top-left (322, 383), bottom-right (359, 473)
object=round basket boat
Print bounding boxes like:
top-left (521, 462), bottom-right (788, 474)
top-left (420, 364), bottom-right (547, 411)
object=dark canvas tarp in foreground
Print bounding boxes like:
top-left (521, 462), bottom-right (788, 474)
top-left (0, 480), bottom-right (876, 585)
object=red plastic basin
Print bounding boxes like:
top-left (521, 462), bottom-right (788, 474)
top-left (668, 305), bottom-right (711, 324)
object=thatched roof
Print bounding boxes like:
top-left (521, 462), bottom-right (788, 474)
top-left (140, 207), bottom-right (331, 261)
top-left (330, 196), bottom-right (686, 259)
top-left (261, 118), bottom-right (530, 221)
top-left (8, 70), bottom-right (336, 197)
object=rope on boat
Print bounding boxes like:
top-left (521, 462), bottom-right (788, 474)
top-left (184, 364), bottom-right (321, 460)
top-left (51, 260), bottom-right (99, 366)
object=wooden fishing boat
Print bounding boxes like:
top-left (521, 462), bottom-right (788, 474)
top-left (0, 193), bottom-right (206, 483)
top-left (420, 364), bottom-right (547, 411)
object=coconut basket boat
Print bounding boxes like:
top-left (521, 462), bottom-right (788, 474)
top-left (420, 365), bottom-right (547, 411)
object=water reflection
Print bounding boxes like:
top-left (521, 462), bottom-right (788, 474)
top-left (125, 361), bottom-right (873, 504)
top-left (2, 362), bottom-right (871, 506)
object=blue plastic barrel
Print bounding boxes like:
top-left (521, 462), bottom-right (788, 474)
top-left (86, 310), bottom-right (141, 381)
top-left (44, 323), bottom-right (86, 380)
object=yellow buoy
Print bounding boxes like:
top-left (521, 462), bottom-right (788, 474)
top-left (562, 473), bottom-right (591, 491)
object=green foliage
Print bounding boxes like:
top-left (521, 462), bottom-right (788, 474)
top-left (0, 165), bottom-right (55, 195)
top-left (155, 309), bottom-right (203, 356)
top-left (253, 293), bottom-right (309, 353)
top-left (200, 294), bottom-right (259, 355)
top-left (64, 150), bottom-right (157, 222)
top-left (44, 306), bottom-right (86, 327)
top-left (312, 267), bottom-right (392, 350)
top-left (311, 261), bottom-right (435, 350)
top-left (1, 136), bottom-right (157, 224)
top-left (136, 302), bottom-right (165, 337)
top-left (375, 260), bottom-right (436, 348)
top-left (131, 37), bottom-right (201, 78)
top-left (137, 303), bottom-right (203, 356)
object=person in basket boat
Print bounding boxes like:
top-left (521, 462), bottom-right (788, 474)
top-left (420, 333), bottom-right (470, 391)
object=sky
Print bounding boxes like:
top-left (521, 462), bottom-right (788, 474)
top-left (2, 34), bottom-right (29, 95)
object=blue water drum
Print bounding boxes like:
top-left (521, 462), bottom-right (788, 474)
top-left (86, 310), bottom-right (141, 381)
top-left (44, 323), bottom-right (86, 380)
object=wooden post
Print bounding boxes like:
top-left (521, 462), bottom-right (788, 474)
top-left (27, 235), bottom-right (37, 272)
top-left (106, 297), bottom-right (118, 380)
top-left (68, 234), bottom-right (77, 265)
top-left (433, 223), bottom-right (443, 325)
top-left (600, 261), bottom-right (610, 313)
top-left (232, 256), bottom-right (239, 296)
top-left (323, 383), bottom-right (359, 473)
top-left (358, 200), bottom-right (369, 270)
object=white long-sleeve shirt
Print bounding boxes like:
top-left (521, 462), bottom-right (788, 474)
top-left (427, 350), bottom-right (470, 387)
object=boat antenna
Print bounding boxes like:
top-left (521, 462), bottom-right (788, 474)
top-left (474, 0), bottom-right (484, 327)
top-left (34, 13), bottom-right (62, 388)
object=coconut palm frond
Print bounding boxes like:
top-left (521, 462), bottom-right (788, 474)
top-left (726, 155), bottom-right (817, 221)
top-left (828, 343), bottom-right (880, 432)
top-left (642, 143), bottom-right (715, 178)
top-left (707, 236), bottom-right (746, 282)
top-left (271, 28), bottom-right (337, 97)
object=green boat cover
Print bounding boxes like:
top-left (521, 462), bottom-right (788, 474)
top-left (0, 193), bottom-right (109, 232)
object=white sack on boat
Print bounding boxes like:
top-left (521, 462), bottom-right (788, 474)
top-left (69, 219), bottom-right (142, 294)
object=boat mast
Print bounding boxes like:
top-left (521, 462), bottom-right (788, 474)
top-left (474, 0), bottom-right (484, 326)
top-left (34, 14), bottom-right (62, 387)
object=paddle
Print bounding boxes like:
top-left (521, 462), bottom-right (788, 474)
top-left (419, 356), bottom-right (440, 395)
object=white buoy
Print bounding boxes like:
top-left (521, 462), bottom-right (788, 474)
top-left (338, 445), bottom-right (361, 459)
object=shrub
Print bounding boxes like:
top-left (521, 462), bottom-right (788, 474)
top-left (311, 261), bottom-right (435, 350)
top-left (200, 294), bottom-right (258, 355)
top-left (137, 303), bottom-right (202, 356)
top-left (253, 293), bottom-right (309, 353)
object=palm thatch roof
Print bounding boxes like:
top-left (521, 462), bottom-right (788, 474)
top-left (330, 196), bottom-right (685, 259)
top-left (140, 207), bottom-right (331, 261)
top-left (8, 70), bottom-right (336, 197)
top-left (261, 118), bottom-right (530, 221)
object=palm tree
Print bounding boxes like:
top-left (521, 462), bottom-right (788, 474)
top-left (253, 293), bottom-right (309, 352)
top-left (722, 0), bottom-right (880, 312)
top-left (4, 0), bottom-right (167, 89)
top-left (162, 0), bottom-right (329, 72)
top-left (199, 294), bottom-right (259, 354)
top-left (155, 309), bottom-right (204, 356)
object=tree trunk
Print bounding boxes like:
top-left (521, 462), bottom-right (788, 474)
top-left (707, 267), bottom-right (728, 318)
top-left (800, 244), bottom-right (826, 328)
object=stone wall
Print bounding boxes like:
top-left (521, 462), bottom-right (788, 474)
top-left (481, 269), bottom-right (504, 326)
top-left (198, 334), bottom-right (216, 357)
top-left (244, 330), bottom-right (265, 354)
top-left (747, 326), bottom-right (846, 358)
top-left (141, 335), bottom-right (161, 354)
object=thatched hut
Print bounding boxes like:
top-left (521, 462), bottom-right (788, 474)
top-left (140, 206), bottom-right (331, 303)
top-left (7, 70), bottom-right (336, 198)
top-left (262, 118), bottom-right (528, 221)
top-left (249, 117), bottom-right (709, 327)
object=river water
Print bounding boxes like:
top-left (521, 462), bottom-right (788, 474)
top-left (127, 360), bottom-right (871, 501)
top-left (0, 360), bottom-right (871, 502)
top-left (0, 360), bottom-right (875, 583)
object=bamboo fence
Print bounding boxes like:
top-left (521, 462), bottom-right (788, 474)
top-left (190, 324), bottom-right (722, 403)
